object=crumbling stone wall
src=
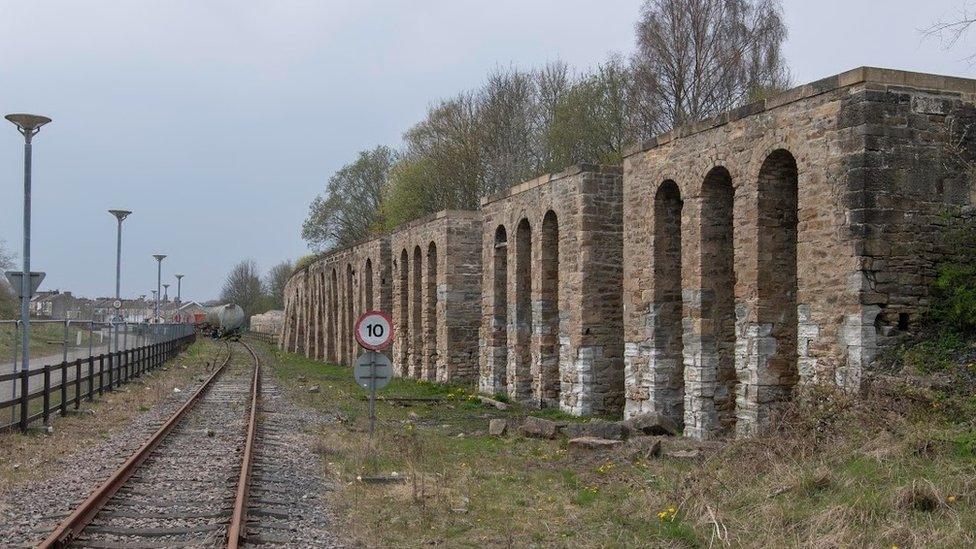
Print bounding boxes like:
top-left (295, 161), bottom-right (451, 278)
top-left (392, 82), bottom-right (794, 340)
top-left (480, 165), bottom-right (624, 416)
top-left (622, 67), bottom-right (976, 440)
top-left (390, 210), bottom-right (482, 383)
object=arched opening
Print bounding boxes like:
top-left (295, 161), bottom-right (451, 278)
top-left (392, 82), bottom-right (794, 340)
top-left (330, 269), bottom-right (338, 364)
top-left (757, 149), bottom-right (799, 402)
top-left (319, 272), bottom-right (326, 359)
top-left (513, 218), bottom-right (533, 401)
top-left (492, 225), bottom-right (509, 391)
top-left (701, 167), bottom-right (737, 434)
top-left (412, 246), bottom-right (423, 379)
top-left (398, 249), bottom-right (409, 376)
top-left (426, 242), bottom-right (439, 380)
top-left (538, 211), bottom-right (560, 407)
top-left (653, 181), bottom-right (684, 426)
top-left (365, 259), bottom-right (374, 311)
top-left (346, 264), bottom-right (354, 366)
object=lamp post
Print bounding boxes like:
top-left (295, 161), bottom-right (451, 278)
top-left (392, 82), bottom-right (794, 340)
top-left (109, 210), bottom-right (131, 353)
top-left (175, 274), bottom-right (184, 305)
top-left (153, 255), bottom-right (166, 323)
top-left (174, 274), bottom-right (184, 324)
top-left (6, 113), bottom-right (51, 431)
top-left (150, 290), bottom-right (158, 343)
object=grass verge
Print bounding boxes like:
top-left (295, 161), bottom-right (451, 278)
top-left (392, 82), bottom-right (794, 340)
top-left (261, 342), bottom-right (976, 548)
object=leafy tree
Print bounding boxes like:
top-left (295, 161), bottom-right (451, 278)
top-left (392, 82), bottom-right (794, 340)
top-left (220, 260), bottom-right (265, 318)
top-left (263, 260), bottom-right (293, 309)
top-left (301, 146), bottom-right (396, 251)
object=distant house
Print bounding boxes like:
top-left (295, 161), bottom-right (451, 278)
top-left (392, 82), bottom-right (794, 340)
top-left (30, 290), bottom-right (83, 319)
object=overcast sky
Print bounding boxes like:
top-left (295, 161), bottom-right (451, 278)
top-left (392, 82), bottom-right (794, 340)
top-left (1, 0), bottom-right (974, 303)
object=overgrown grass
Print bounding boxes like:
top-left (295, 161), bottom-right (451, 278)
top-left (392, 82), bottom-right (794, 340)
top-left (262, 343), bottom-right (976, 548)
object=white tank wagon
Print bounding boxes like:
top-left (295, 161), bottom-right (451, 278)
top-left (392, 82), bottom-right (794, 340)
top-left (205, 304), bottom-right (245, 337)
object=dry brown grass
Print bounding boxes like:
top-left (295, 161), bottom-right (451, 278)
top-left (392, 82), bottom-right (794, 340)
top-left (266, 343), bottom-right (976, 548)
top-left (0, 339), bottom-right (222, 493)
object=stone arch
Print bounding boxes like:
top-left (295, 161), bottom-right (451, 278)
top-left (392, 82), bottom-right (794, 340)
top-left (512, 218), bottom-right (533, 401)
top-left (700, 167), bottom-right (737, 435)
top-left (398, 249), bottom-right (409, 376)
top-left (491, 225), bottom-right (509, 392)
top-left (345, 263), bottom-right (354, 366)
top-left (412, 245), bottom-right (423, 379)
top-left (756, 148), bottom-right (800, 406)
top-left (319, 272), bottom-right (327, 359)
top-left (652, 180), bottom-right (684, 426)
top-left (538, 210), bottom-right (560, 407)
top-left (365, 258), bottom-right (374, 311)
top-left (426, 242), bottom-right (439, 380)
top-left (330, 268), bottom-right (338, 364)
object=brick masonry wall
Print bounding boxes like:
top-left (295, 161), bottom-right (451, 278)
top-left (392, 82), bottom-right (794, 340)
top-left (480, 165), bottom-right (624, 416)
top-left (622, 67), bottom-right (976, 440)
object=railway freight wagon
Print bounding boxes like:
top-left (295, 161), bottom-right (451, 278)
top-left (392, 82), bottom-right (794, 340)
top-left (205, 304), bottom-right (245, 337)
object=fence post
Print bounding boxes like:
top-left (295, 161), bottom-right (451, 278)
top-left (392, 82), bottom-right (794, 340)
top-left (98, 355), bottom-right (105, 396)
top-left (19, 369), bottom-right (28, 432)
top-left (74, 359), bottom-right (81, 409)
top-left (87, 356), bottom-right (94, 401)
top-left (43, 365), bottom-right (51, 425)
top-left (60, 360), bottom-right (68, 416)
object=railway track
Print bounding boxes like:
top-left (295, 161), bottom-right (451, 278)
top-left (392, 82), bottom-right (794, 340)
top-left (38, 340), bottom-right (263, 548)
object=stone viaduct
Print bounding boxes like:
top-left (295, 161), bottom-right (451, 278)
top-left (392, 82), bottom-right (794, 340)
top-left (281, 67), bottom-right (976, 438)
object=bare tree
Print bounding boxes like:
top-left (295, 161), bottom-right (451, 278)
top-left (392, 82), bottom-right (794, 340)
top-left (301, 146), bottom-right (396, 251)
top-left (220, 260), bottom-right (265, 317)
top-left (924, 2), bottom-right (976, 61)
top-left (264, 259), bottom-right (293, 309)
top-left (478, 67), bottom-right (540, 194)
top-left (631, 0), bottom-right (790, 131)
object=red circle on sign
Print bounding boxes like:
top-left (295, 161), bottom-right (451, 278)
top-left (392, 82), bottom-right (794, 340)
top-left (354, 310), bottom-right (394, 351)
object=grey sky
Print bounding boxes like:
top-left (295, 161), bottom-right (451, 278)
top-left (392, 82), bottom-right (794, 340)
top-left (1, 0), bottom-right (973, 303)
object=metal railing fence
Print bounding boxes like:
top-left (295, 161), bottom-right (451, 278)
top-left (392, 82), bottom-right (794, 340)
top-left (0, 321), bottom-right (196, 433)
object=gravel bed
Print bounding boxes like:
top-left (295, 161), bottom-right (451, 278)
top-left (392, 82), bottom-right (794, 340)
top-left (243, 344), bottom-right (339, 547)
top-left (0, 357), bottom-right (228, 546)
top-left (0, 341), bottom-right (339, 548)
top-left (72, 348), bottom-right (252, 547)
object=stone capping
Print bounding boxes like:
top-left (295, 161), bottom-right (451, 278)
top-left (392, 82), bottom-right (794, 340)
top-left (289, 233), bottom-right (389, 280)
top-left (287, 209), bottom-right (480, 283)
top-left (389, 209), bottom-right (481, 234)
top-left (480, 163), bottom-right (623, 207)
top-left (622, 66), bottom-right (976, 158)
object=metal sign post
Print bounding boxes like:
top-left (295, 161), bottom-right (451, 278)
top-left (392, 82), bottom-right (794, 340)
top-left (354, 351), bottom-right (392, 438)
top-left (353, 310), bottom-right (395, 445)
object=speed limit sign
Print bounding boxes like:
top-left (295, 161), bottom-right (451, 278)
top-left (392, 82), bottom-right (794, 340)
top-left (354, 310), bottom-right (393, 351)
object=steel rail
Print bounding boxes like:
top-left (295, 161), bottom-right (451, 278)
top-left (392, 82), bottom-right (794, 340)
top-left (37, 342), bottom-right (234, 549)
top-left (227, 340), bottom-right (261, 547)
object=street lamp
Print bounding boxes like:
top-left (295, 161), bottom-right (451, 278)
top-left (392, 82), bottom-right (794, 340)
top-left (6, 113), bottom-right (51, 431)
top-left (153, 254), bottom-right (166, 322)
top-left (108, 209), bottom-right (131, 353)
top-left (175, 274), bottom-right (184, 306)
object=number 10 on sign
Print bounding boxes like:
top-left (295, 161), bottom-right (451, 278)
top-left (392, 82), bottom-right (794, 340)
top-left (355, 310), bottom-right (393, 350)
